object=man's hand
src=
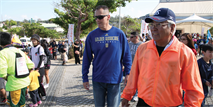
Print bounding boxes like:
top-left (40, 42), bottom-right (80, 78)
top-left (206, 81), bottom-right (211, 87)
top-left (83, 82), bottom-right (90, 90)
top-left (122, 98), bottom-right (130, 107)
top-left (124, 75), bottom-right (129, 86)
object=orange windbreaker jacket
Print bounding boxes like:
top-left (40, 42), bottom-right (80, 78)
top-left (121, 36), bottom-right (204, 106)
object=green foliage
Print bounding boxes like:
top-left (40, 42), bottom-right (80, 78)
top-left (8, 27), bottom-right (22, 35)
top-left (0, 27), bottom-right (2, 32)
top-left (4, 20), bottom-right (17, 29)
top-left (51, 0), bottom-right (132, 40)
top-left (21, 23), bottom-right (62, 38)
top-left (121, 16), bottom-right (140, 35)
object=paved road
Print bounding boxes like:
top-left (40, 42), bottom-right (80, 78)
top-left (1, 55), bottom-right (213, 107)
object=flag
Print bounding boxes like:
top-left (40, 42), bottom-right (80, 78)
top-left (206, 30), bottom-right (212, 43)
top-left (12, 34), bottom-right (22, 45)
top-left (140, 20), bottom-right (148, 36)
top-left (67, 24), bottom-right (74, 45)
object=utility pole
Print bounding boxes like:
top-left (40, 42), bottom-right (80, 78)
top-left (118, 6), bottom-right (121, 29)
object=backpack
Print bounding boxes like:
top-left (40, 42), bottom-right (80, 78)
top-left (30, 46), bottom-right (48, 64)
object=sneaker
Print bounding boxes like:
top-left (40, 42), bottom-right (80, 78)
top-left (37, 101), bottom-right (42, 105)
top-left (41, 96), bottom-right (46, 101)
top-left (44, 84), bottom-right (49, 89)
top-left (29, 103), bottom-right (38, 107)
top-left (0, 98), bottom-right (7, 104)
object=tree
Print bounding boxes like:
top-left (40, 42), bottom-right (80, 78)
top-left (4, 20), bottom-right (17, 29)
top-left (121, 16), bottom-right (136, 34)
top-left (8, 27), bottom-right (22, 35)
top-left (51, 0), bottom-right (131, 40)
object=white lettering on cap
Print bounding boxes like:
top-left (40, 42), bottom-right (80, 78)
top-left (154, 10), bottom-right (161, 15)
top-left (169, 16), bottom-right (173, 20)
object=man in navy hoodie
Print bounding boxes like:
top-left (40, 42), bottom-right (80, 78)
top-left (82, 5), bottom-right (132, 107)
top-left (197, 44), bottom-right (213, 106)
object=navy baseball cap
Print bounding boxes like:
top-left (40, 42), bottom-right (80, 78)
top-left (145, 8), bottom-right (176, 23)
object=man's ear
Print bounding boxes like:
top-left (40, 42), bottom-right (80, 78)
top-left (107, 15), bottom-right (111, 21)
top-left (171, 24), bottom-right (175, 35)
top-left (202, 50), bottom-right (205, 55)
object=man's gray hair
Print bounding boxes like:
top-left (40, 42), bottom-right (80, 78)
top-left (167, 20), bottom-right (176, 36)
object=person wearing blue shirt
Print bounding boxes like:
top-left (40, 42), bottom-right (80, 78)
top-left (197, 44), bottom-right (213, 106)
top-left (82, 5), bottom-right (132, 107)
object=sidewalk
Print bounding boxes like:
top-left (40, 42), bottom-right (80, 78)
top-left (1, 55), bottom-right (213, 107)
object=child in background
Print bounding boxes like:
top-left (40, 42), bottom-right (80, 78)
top-left (28, 70), bottom-right (42, 107)
top-left (49, 45), bottom-right (53, 54)
top-left (197, 44), bottom-right (213, 106)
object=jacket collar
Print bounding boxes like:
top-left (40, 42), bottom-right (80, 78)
top-left (147, 36), bottom-right (180, 52)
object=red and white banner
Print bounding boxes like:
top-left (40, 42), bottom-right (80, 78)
top-left (140, 20), bottom-right (148, 36)
top-left (67, 24), bottom-right (74, 45)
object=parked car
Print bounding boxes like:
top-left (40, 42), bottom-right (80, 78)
top-left (20, 37), bottom-right (32, 47)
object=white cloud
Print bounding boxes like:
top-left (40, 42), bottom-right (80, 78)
top-left (21, 15), bottom-right (28, 19)
top-left (3, 15), bottom-right (12, 20)
top-left (34, 16), bottom-right (39, 20)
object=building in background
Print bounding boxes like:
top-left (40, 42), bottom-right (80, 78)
top-left (150, 0), bottom-right (213, 35)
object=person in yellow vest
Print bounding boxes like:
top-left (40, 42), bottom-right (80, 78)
top-left (0, 32), bottom-right (34, 107)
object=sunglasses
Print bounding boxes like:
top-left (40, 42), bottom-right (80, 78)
top-left (95, 15), bottom-right (108, 20)
top-left (130, 36), bottom-right (136, 38)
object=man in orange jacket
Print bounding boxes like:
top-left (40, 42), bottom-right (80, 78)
top-left (121, 8), bottom-right (204, 107)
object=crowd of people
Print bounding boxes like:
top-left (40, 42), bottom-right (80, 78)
top-left (0, 5), bottom-right (213, 107)
top-left (0, 32), bottom-right (84, 106)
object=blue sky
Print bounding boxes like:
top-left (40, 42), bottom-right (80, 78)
top-left (0, 0), bottom-right (159, 22)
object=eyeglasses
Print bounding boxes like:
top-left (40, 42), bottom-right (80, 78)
top-left (95, 15), bottom-right (108, 20)
top-left (180, 38), bottom-right (187, 41)
top-left (130, 36), bottom-right (136, 38)
top-left (148, 23), bottom-right (170, 28)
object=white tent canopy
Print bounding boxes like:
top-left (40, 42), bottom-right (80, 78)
top-left (176, 14), bottom-right (213, 27)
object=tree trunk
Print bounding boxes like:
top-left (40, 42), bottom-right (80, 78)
top-left (75, 21), bottom-right (81, 41)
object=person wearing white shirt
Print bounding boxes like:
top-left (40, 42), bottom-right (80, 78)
top-left (30, 34), bottom-right (46, 101)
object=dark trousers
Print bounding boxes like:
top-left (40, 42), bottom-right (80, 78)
top-left (29, 89), bottom-right (41, 104)
top-left (38, 67), bottom-right (46, 97)
top-left (137, 98), bottom-right (179, 107)
top-left (74, 54), bottom-right (80, 64)
top-left (137, 98), bottom-right (151, 107)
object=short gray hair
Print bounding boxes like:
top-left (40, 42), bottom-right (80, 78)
top-left (167, 20), bottom-right (176, 36)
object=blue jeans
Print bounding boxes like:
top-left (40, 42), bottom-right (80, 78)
top-left (92, 81), bottom-right (120, 107)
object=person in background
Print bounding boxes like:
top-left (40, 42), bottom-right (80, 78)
top-left (60, 41), bottom-right (67, 65)
top-left (73, 40), bottom-right (81, 65)
top-left (0, 32), bottom-right (34, 107)
top-left (121, 8), bottom-right (204, 107)
top-left (41, 39), bottom-right (52, 88)
top-left (28, 44), bottom-right (32, 51)
top-left (28, 70), bottom-right (42, 107)
top-left (180, 33), bottom-right (197, 56)
top-left (52, 41), bottom-right (57, 60)
top-left (58, 41), bottom-right (62, 59)
top-left (0, 46), bottom-right (7, 105)
top-left (128, 31), bottom-right (143, 102)
top-left (82, 5), bottom-right (132, 107)
top-left (197, 44), bottom-right (213, 106)
top-left (197, 35), bottom-right (206, 55)
top-left (30, 34), bottom-right (46, 100)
